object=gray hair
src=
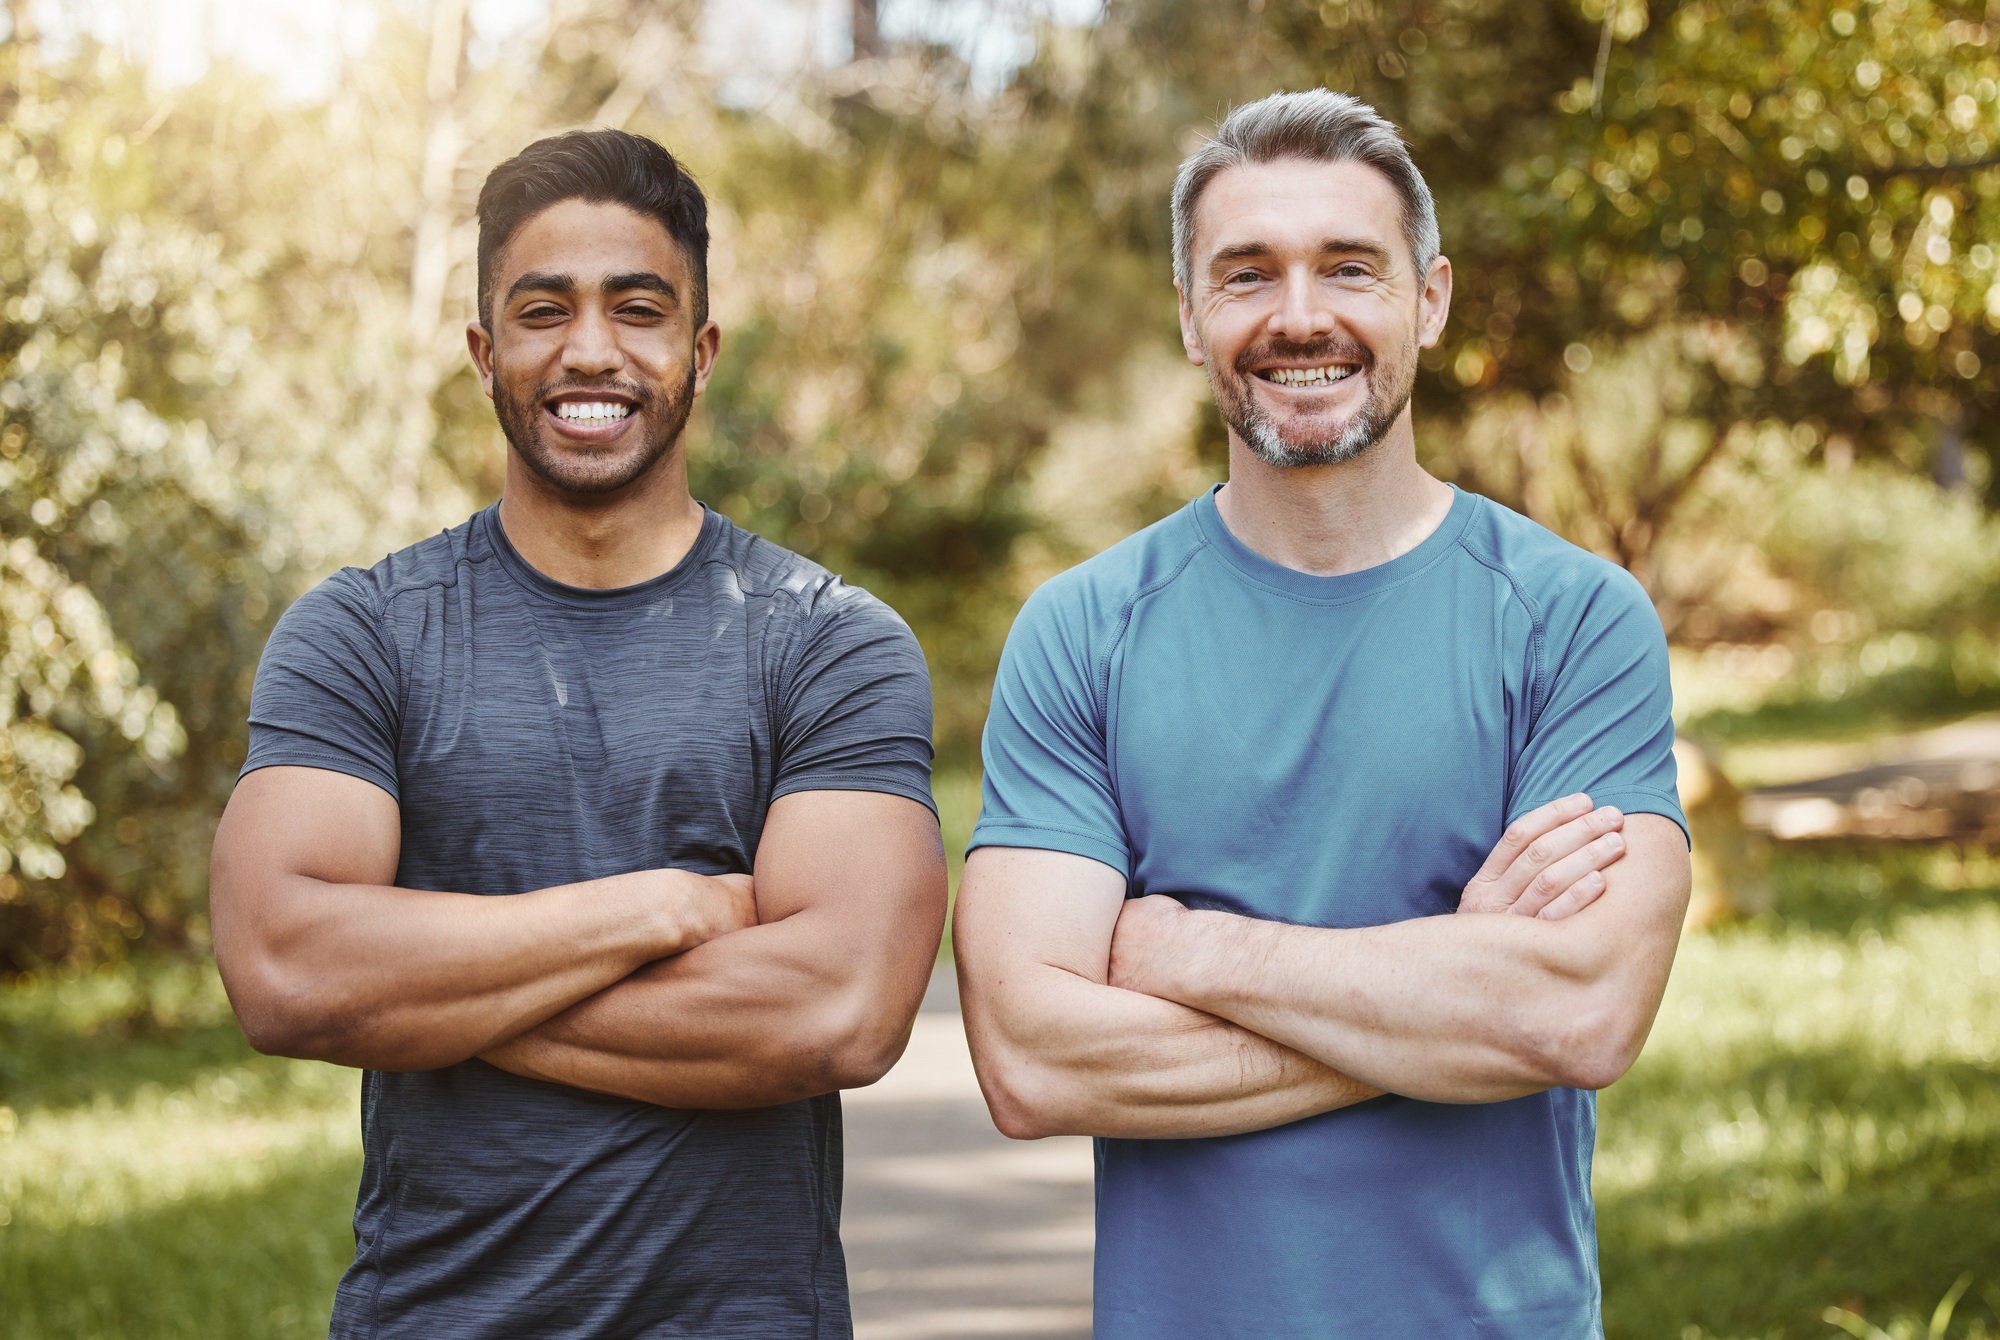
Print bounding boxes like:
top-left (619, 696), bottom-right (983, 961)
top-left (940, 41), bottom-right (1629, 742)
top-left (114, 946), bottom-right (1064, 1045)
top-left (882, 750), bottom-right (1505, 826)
top-left (1170, 89), bottom-right (1441, 292)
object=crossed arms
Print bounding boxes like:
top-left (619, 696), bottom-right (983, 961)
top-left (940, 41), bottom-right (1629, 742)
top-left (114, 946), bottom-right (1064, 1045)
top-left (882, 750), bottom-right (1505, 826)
top-left (210, 765), bottom-right (947, 1107)
top-left (955, 795), bottom-right (1690, 1140)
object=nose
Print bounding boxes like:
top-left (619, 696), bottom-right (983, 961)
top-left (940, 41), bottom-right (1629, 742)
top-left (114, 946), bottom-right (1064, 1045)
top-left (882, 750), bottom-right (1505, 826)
top-left (1268, 263), bottom-right (1338, 343)
top-left (560, 304), bottom-right (624, 378)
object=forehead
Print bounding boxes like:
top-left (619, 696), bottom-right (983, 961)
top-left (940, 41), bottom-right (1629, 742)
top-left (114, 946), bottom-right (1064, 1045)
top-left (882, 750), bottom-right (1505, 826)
top-left (496, 198), bottom-right (689, 287)
top-left (1190, 157), bottom-right (1408, 268)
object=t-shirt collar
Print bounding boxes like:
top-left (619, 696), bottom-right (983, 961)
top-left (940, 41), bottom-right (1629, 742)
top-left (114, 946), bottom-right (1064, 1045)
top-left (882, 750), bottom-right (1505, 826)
top-left (478, 502), bottom-right (723, 610)
top-left (1192, 481), bottom-right (1475, 603)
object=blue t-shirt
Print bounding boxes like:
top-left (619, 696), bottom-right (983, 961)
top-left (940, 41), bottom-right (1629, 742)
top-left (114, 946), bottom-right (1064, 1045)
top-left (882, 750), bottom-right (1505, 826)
top-left (971, 484), bottom-right (1684, 1339)
top-left (243, 504), bottom-right (935, 1339)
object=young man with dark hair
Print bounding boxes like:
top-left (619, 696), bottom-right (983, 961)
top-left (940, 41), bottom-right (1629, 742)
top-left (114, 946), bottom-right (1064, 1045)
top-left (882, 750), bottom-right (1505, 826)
top-left (956, 90), bottom-right (1692, 1338)
top-left (210, 129), bottom-right (946, 1338)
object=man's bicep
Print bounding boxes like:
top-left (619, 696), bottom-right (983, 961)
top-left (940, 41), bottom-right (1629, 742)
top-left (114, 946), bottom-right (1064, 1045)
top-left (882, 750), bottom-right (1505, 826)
top-left (215, 766), bottom-right (401, 890)
top-left (955, 846), bottom-right (1128, 986)
top-left (754, 789), bottom-right (946, 928)
top-left (1566, 813), bottom-right (1691, 1005)
top-left (210, 767), bottom-right (401, 985)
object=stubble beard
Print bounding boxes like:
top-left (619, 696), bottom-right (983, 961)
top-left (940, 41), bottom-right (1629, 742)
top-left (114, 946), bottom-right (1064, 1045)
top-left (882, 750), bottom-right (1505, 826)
top-left (494, 364), bottom-right (697, 495)
top-left (1208, 333), bottom-right (1418, 470)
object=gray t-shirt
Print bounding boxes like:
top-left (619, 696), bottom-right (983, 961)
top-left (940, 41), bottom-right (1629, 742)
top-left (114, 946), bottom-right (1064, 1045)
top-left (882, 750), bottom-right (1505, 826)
top-left (241, 503), bottom-right (935, 1339)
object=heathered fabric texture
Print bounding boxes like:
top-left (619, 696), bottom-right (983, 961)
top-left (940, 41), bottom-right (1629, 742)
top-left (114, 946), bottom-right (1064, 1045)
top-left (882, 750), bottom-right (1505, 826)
top-left (972, 484), bottom-right (1685, 1340)
top-left (242, 503), bottom-right (935, 1339)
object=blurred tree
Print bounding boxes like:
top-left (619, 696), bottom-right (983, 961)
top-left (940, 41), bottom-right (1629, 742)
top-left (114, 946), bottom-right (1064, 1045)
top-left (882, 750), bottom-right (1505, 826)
top-left (9, 0), bottom-right (2000, 963)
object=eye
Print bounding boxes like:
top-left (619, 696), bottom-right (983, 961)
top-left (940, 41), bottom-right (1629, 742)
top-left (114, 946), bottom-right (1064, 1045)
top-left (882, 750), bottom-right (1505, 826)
top-left (1333, 262), bottom-right (1371, 280)
top-left (519, 303), bottom-right (566, 321)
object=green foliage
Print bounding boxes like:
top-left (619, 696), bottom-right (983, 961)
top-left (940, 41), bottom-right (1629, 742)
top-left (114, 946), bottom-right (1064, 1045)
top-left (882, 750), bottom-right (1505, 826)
top-left (8, 1), bottom-right (2000, 963)
top-left (0, 50), bottom-right (284, 968)
top-left (1825, 1274), bottom-right (1984, 1340)
top-left (1686, 632), bottom-right (2000, 746)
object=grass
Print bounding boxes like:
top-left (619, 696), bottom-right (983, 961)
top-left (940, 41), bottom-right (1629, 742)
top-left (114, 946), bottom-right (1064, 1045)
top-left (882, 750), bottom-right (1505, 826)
top-left (1, 843), bottom-right (1995, 1338)
top-left (0, 963), bottom-right (361, 1339)
top-left (1599, 846), bottom-right (2000, 1340)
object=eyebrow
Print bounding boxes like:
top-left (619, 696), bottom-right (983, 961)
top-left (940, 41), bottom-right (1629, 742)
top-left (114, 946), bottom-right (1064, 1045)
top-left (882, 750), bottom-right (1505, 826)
top-left (505, 271), bottom-right (678, 304)
top-left (1208, 238), bottom-right (1395, 271)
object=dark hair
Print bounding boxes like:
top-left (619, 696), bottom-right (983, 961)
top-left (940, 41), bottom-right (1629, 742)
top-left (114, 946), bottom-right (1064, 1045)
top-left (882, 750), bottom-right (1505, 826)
top-left (475, 128), bottom-right (710, 330)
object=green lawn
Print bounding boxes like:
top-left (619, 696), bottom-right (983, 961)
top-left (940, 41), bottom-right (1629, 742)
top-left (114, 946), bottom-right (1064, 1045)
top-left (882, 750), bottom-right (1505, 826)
top-left (1, 845), bottom-right (1996, 1338)
top-left (1600, 847), bottom-right (2000, 1339)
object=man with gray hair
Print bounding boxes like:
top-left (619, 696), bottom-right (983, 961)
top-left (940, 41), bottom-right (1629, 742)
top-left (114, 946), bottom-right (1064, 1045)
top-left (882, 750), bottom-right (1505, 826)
top-left (955, 89), bottom-right (1691, 1337)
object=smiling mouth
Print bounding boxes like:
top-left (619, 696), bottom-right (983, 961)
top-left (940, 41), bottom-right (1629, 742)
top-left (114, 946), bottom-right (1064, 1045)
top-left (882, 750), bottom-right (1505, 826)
top-left (1258, 364), bottom-right (1360, 387)
top-left (548, 397), bottom-right (635, 424)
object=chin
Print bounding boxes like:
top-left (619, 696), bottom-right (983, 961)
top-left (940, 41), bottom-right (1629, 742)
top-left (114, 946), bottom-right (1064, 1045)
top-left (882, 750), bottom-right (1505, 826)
top-left (520, 441), bottom-right (668, 495)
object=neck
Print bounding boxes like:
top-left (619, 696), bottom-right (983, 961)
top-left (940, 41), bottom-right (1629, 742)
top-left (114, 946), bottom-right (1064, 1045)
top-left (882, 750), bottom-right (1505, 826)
top-left (496, 446), bottom-right (705, 590)
top-left (1213, 412), bottom-right (1455, 578)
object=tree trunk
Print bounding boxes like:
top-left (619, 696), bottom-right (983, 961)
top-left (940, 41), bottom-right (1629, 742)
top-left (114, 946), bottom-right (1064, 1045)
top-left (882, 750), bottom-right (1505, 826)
top-left (387, 0), bottom-right (470, 539)
top-left (851, 0), bottom-right (881, 59)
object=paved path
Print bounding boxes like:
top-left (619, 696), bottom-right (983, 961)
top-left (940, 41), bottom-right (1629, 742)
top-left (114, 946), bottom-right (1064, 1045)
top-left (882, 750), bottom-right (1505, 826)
top-left (842, 972), bottom-right (1093, 1340)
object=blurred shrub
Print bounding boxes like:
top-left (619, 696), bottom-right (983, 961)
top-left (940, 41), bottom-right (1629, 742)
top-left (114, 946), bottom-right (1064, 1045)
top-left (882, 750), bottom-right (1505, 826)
top-left (0, 51), bottom-right (280, 968)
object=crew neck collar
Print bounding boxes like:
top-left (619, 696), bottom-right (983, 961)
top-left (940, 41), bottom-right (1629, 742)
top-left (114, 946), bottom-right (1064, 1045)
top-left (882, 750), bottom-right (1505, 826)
top-left (479, 502), bottom-right (722, 610)
top-left (1192, 482), bottom-right (1474, 604)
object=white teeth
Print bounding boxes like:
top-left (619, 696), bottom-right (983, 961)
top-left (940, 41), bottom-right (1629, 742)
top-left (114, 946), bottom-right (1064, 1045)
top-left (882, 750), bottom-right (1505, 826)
top-left (1266, 365), bottom-right (1358, 386)
top-left (553, 401), bottom-right (632, 422)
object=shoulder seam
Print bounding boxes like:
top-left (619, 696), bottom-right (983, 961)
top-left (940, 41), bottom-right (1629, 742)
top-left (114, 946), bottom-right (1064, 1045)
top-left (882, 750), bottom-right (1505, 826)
top-left (1454, 532), bottom-right (1551, 731)
top-left (1096, 534), bottom-right (1208, 723)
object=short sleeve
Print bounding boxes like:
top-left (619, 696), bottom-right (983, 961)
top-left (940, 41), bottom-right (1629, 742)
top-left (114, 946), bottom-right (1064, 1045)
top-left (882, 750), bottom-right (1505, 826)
top-left (241, 570), bottom-right (402, 799)
top-left (969, 581), bottom-right (1129, 876)
top-left (1508, 567), bottom-right (1688, 845)
top-left (770, 584), bottom-right (937, 815)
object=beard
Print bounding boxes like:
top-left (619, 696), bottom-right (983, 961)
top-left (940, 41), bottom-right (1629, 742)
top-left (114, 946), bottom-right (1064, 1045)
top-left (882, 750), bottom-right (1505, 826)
top-left (1208, 331), bottom-right (1417, 469)
top-left (494, 363), bottom-right (697, 495)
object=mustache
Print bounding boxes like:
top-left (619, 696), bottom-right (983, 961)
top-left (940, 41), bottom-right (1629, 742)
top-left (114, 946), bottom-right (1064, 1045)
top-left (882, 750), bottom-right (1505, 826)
top-left (535, 377), bottom-right (653, 407)
top-left (1232, 336), bottom-right (1372, 379)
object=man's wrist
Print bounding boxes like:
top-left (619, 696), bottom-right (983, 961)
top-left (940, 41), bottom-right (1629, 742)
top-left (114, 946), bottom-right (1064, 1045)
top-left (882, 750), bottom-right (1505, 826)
top-left (1179, 908), bottom-right (1287, 1014)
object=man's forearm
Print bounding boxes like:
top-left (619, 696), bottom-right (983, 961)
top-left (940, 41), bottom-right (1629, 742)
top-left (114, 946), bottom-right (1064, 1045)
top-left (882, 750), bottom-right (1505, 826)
top-left (212, 767), bottom-right (757, 1073)
top-left (1124, 819), bottom-right (1691, 1102)
top-left (960, 961), bottom-right (1379, 1140)
top-left (219, 870), bottom-right (746, 1072)
top-left (481, 906), bottom-right (926, 1108)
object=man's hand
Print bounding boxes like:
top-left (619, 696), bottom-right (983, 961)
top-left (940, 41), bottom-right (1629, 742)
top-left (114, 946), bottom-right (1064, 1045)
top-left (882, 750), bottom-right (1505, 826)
top-left (1457, 793), bottom-right (1627, 920)
top-left (1107, 813), bottom-right (1690, 1102)
top-left (1109, 792), bottom-right (1628, 999)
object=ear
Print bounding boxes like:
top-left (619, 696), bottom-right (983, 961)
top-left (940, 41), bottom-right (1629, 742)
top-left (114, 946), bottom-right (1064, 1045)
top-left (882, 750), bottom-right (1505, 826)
top-left (1177, 281), bottom-right (1206, 367)
top-left (689, 320), bottom-right (722, 397)
top-left (466, 321), bottom-right (497, 400)
top-left (1416, 254), bottom-right (1453, 351)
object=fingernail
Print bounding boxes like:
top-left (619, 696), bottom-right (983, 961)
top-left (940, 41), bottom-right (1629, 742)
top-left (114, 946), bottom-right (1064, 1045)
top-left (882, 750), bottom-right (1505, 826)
top-left (1604, 833), bottom-right (1624, 851)
top-left (1566, 794), bottom-right (1592, 813)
